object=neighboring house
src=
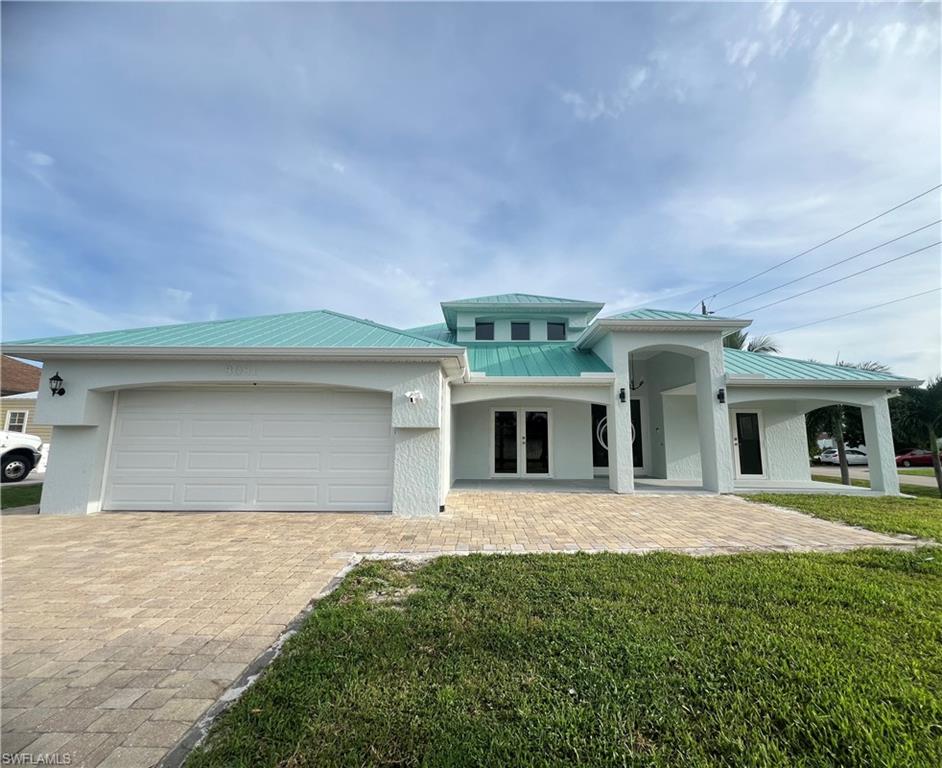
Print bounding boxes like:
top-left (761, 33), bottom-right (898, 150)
top-left (2, 294), bottom-right (919, 515)
top-left (0, 391), bottom-right (52, 443)
top-left (1, 354), bottom-right (41, 396)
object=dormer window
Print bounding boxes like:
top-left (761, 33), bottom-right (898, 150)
top-left (547, 322), bottom-right (566, 341)
top-left (511, 322), bottom-right (530, 341)
top-left (475, 321), bottom-right (495, 340)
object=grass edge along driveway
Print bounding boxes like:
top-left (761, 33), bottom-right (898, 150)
top-left (187, 548), bottom-right (942, 768)
top-left (764, 484), bottom-right (942, 542)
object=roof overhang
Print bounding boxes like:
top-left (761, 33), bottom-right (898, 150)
top-left (725, 375), bottom-right (923, 389)
top-left (575, 317), bottom-right (752, 349)
top-left (1, 343), bottom-right (468, 365)
top-left (465, 372), bottom-right (615, 385)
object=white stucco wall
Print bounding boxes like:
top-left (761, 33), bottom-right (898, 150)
top-left (663, 395), bottom-right (701, 480)
top-left (452, 397), bottom-right (593, 480)
top-left (34, 357), bottom-right (449, 516)
top-left (760, 403), bottom-right (811, 483)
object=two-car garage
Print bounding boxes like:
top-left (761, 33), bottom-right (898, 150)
top-left (102, 387), bottom-right (394, 512)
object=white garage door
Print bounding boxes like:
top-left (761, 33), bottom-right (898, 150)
top-left (103, 387), bottom-right (393, 512)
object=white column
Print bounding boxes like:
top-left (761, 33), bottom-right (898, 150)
top-left (694, 347), bottom-right (735, 493)
top-left (608, 358), bottom-right (635, 494)
top-left (861, 398), bottom-right (900, 495)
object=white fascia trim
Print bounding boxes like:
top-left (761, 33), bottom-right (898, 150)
top-left (725, 376), bottom-right (922, 389)
top-left (574, 318), bottom-right (753, 349)
top-left (465, 373), bottom-right (615, 385)
top-left (1, 344), bottom-right (470, 365)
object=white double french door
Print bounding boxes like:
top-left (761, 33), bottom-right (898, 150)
top-left (492, 408), bottom-right (552, 477)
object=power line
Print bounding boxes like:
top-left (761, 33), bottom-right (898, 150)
top-left (737, 240), bottom-right (940, 316)
top-left (691, 183), bottom-right (942, 312)
top-left (714, 219), bottom-right (942, 312)
top-left (766, 288), bottom-right (942, 335)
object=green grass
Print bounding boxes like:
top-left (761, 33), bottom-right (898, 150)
top-left (0, 483), bottom-right (42, 509)
top-left (811, 473), bottom-right (941, 501)
top-left (756, 486), bottom-right (942, 542)
top-left (187, 551), bottom-right (942, 768)
top-left (900, 468), bottom-right (936, 477)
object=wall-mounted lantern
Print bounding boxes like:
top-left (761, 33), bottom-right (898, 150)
top-left (716, 387), bottom-right (726, 404)
top-left (618, 387), bottom-right (627, 403)
top-left (49, 371), bottom-right (66, 397)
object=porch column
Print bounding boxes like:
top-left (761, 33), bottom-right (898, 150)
top-left (694, 345), bottom-right (735, 493)
top-left (608, 353), bottom-right (634, 494)
top-left (861, 398), bottom-right (900, 495)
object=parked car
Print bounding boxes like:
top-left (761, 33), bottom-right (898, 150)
top-left (821, 448), bottom-right (869, 466)
top-left (0, 429), bottom-right (43, 483)
top-left (895, 449), bottom-right (942, 468)
top-left (812, 448), bottom-right (838, 465)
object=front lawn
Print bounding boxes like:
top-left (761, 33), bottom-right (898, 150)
top-left (811, 473), bottom-right (941, 501)
top-left (900, 468), bottom-right (936, 477)
top-left (754, 488), bottom-right (942, 542)
top-left (188, 551), bottom-right (942, 768)
top-left (0, 483), bottom-right (42, 509)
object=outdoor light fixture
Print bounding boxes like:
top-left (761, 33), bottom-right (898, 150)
top-left (49, 371), bottom-right (66, 397)
top-left (618, 387), bottom-right (627, 403)
top-left (717, 387), bottom-right (726, 404)
top-left (405, 390), bottom-right (424, 404)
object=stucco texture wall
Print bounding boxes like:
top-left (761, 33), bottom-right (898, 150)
top-left (452, 397), bottom-right (593, 480)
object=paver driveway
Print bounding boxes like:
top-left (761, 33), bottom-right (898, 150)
top-left (1, 492), bottom-right (904, 767)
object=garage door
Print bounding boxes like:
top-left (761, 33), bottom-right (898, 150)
top-left (103, 387), bottom-right (393, 512)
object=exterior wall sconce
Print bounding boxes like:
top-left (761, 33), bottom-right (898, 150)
top-left (716, 388), bottom-right (726, 404)
top-left (405, 390), bottom-right (424, 404)
top-left (49, 371), bottom-right (66, 397)
top-left (618, 387), bottom-right (627, 403)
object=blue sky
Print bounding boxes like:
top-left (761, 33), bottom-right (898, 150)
top-left (3, 1), bottom-right (940, 377)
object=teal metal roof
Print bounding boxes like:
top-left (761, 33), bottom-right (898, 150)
top-left (442, 293), bottom-right (602, 306)
top-left (607, 309), bottom-right (741, 322)
top-left (723, 348), bottom-right (912, 382)
top-left (467, 343), bottom-right (611, 377)
top-left (406, 323), bottom-right (457, 344)
top-left (7, 310), bottom-right (459, 349)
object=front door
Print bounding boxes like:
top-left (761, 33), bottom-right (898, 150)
top-left (493, 409), bottom-right (551, 476)
top-left (732, 411), bottom-right (765, 477)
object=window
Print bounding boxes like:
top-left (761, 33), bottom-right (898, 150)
top-left (511, 322), bottom-right (530, 340)
top-left (5, 411), bottom-right (28, 433)
top-left (475, 322), bottom-right (495, 340)
top-left (547, 322), bottom-right (566, 340)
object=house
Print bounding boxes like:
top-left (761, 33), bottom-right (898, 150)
top-left (1, 354), bottom-right (41, 396)
top-left (1, 391), bottom-right (52, 443)
top-left (1, 294), bottom-right (918, 515)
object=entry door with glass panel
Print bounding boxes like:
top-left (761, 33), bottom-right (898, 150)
top-left (493, 409), bottom-right (551, 476)
top-left (732, 411), bottom-right (765, 477)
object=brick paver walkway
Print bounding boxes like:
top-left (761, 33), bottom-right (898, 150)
top-left (1, 492), bottom-right (903, 767)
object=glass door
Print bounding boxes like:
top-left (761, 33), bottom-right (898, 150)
top-left (492, 409), bottom-right (551, 476)
top-left (733, 411), bottom-right (765, 477)
top-left (524, 411), bottom-right (550, 475)
top-left (494, 410), bottom-right (518, 474)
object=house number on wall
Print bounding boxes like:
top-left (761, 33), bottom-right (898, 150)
top-left (224, 363), bottom-right (259, 377)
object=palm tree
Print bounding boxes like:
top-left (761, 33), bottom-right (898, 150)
top-left (723, 331), bottom-right (780, 354)
top-left (894, 377), bottom-right (942, 497)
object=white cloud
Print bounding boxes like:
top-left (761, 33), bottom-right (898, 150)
top-left (816, 21), bottom-right (854, 61)
top-left (726, 39), bottom-right (762, 68)
top-left (26, 151), bottom-right (54, 167)
top-left (764, 1), bottom-right (788, 32)
top-left (560, 65), bottom-right (650, 121)
top-left (165, 287), bottom-right (192, 304)
top-left (868, 22), bottom-right (908, 56)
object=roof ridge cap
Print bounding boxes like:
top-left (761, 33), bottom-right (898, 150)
top-left (319, 309), bottom-right (459, 347)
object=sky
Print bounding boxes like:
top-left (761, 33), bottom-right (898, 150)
top-left (2, 1), bottom-right (940, 379)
